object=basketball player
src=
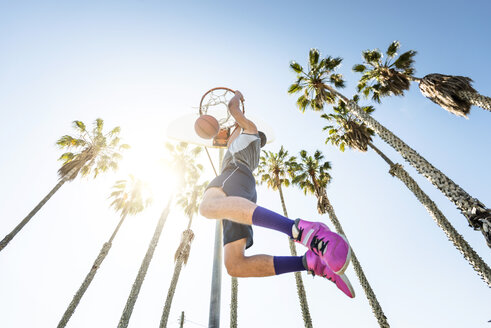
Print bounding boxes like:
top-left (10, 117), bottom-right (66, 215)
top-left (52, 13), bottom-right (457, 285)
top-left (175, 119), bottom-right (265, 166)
top-left (199, 90), bottom-right (355, 298)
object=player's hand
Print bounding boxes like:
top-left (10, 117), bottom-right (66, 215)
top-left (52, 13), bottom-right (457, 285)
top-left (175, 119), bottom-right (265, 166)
top-left (234, 90), bottom-right (244, 102)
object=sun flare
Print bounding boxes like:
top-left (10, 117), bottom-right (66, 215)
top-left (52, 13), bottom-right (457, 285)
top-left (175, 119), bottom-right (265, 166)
top-left (119, 138), bottom-right (178, 202)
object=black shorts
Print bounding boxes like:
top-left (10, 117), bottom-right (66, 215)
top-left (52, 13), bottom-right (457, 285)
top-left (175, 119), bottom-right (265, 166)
top-left (206, 163), bottom-right (256, 249)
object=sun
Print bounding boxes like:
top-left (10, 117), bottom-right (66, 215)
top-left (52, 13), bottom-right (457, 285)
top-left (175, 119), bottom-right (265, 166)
top-left (118, 137), bottom-right (178, 202)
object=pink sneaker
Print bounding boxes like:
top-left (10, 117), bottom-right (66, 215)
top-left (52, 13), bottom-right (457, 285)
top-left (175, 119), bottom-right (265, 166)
top-left (294, 218), bottom-right (351, 274)
top-left (304, 250), bottom-right (355, 298)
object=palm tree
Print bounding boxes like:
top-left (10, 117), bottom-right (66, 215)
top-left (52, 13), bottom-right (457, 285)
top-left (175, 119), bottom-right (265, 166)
top-left (164, 142), bottom-right (204, 189)
top-left (289, 49), bottom-right (491, 247)
top-left (160, 174), bottom-right (208, 328)
top-left (353, 41), bottom-right (491, 117)
top-left (289, 49), bottom-right (344, 112)
top-left (291, 149), bottom-right (390, 327)
top-left (57, 175), bottom-right (151, 328)
top-left (322, 100), bottom-right (490, 286)
top-left (256, 146), bottom-right (313, 328)
top-left (118, 142), bottom-right (203, 328)
top-left (0, 118), bottom-right (128, 252)
top-left (117, 198), bottom-right (172, 328)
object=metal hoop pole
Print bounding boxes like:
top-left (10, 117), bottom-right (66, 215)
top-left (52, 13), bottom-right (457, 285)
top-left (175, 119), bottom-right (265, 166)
top-left (208, 148), bottom-right (224, 328)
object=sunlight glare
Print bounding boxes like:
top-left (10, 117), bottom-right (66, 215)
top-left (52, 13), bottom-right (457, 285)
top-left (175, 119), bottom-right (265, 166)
top-left (119, 139), bottom-right (178, 203)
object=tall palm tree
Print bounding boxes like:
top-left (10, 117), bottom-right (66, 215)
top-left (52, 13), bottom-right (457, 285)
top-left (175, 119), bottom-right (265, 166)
top-left (289, 49), bottom-right (344, 112)
top-left (322, 100), bottom-right (490, 286)
top-left (291, 149), bottom-right (390, 327)
top-left (165, 142), bottom-right (204, 189)
top-left (57, 175), bottom-right (151, 328)
top-left (289, 49), bottom-right (491, 247)
top-left (118, 142), bottom-right (203, 328)
top-left (353, 41), bottom-right (491, 116)
top-left (160, 175), bottom-right (208, 328)
top-left (0, 118), bottom-right (128, 252)
top-left (256, 146), bottom-right (313, 328)
top-left (117, 198), bottom-right (172, 328)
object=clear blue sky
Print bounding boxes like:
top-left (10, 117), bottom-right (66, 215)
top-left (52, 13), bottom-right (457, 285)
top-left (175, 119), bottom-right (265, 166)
top-left (0, 1), bottom-right (490, 327)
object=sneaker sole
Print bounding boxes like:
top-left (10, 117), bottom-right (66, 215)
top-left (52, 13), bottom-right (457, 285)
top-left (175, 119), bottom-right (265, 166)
top-left (339, 273), bottom-right (356, 298)
top-left (334, 235), bottom-right (351, 275)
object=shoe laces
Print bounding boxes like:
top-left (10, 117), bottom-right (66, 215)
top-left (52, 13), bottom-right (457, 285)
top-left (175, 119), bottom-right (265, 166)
top-left (310, 235), bottom-right (328, 255)
top-left (307, 262), bottom-right (335, 283)
top-left (295, 226), bottom-right (304, 242)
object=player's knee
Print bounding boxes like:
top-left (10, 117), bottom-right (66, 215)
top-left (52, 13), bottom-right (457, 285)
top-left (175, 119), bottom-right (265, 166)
top-left (224, 255), bottom-right (244, 277)
top-left (199, 198), bottom-right (215, 219)
top-left (199, 189), bottom-right (226, 219)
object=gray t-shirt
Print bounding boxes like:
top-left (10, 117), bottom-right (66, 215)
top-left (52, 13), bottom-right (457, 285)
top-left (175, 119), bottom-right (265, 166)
top-left (221, 133), bottom-right (261, 173)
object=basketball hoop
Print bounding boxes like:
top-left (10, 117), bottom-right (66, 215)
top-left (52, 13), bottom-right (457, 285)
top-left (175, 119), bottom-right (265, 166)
top-left (166, 89), bottom-right (274, 149)
top-left (199, 87), bottom-right (245, 147)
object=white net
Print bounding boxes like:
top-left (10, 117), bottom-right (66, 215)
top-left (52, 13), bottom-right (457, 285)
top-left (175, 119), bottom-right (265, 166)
top-left (199, 88), bottom-right (243, 129)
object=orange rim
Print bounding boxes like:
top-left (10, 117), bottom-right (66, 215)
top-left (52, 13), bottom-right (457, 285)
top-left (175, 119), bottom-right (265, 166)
top-left (199, 87), bottom-right (245, 116)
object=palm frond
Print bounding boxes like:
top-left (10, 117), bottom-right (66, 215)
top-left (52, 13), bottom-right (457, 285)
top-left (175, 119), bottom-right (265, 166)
top-left (386, 41), bottom-right (400, 58)
top-left (393, 50), bottom-right (417, 70)
top-left (56, 135), bottom-right (86, 148)
top-left (353, 64), bottom-right (366, 73)
top-left (73, 121), bottom-right (86, 133)
top-left (290, 61), bottom-right (303, 73)
top-left (362, 49), bottom-right (382, 66)
top-left (58, 152), bottom-right (75, 163)
top-left (296, 95), bottom-right (310, 113)
top-left (309, 48), bottom-right (320, 67)
top-left (330, 74), bottom-right (345, 88)
top-left (288, 83), bottom-right (303, 94)
top-left (109, 126), bottom-right (121, 136)
top-left (94, 118), bottom-right (104, 134)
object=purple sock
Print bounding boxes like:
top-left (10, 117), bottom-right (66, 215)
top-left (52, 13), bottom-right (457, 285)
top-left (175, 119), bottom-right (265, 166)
top-left (273, 256), bottom-right (306, 275)
top-left (251, 206), bottom-right (295, 238)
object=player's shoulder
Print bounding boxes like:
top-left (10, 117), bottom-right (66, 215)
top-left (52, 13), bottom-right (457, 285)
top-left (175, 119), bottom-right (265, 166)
top-left (229, 133), bottom-right (258, 150)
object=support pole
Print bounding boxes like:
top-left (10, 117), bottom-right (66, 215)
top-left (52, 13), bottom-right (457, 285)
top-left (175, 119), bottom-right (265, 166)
top-left (208, 148), bottom-right (224, 328)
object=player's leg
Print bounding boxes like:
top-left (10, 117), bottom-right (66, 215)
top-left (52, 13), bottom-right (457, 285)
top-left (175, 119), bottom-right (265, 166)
top-left (223, 239), bottom-right (355, 297)
top-left (200, 187), bottom-right (256, 225)
top-left (200, 188), bottom-right (351, 274)
top-left (200, 188), bottom-right (296, 238)
top-left (224, 238), bottom-right (305, 278)
top-left (224, 238), bottom-right (275, 277)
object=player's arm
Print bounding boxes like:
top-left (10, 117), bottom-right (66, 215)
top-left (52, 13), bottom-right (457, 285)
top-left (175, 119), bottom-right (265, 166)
top-left (227, 123), bottom-right (241, 147)
top-left (228, 91), bottom-right (258, 134)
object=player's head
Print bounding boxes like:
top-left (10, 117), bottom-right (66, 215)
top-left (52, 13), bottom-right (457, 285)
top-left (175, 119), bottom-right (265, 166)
top-left (258, 131), bottom-right (267, 148)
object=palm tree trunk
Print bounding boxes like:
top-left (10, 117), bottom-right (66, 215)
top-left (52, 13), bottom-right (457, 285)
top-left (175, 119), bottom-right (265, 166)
top-left (334, 92), bottom-right (490, 247)
top-left (230, 276), bottom-right (239, 328)
top-left (388, 164), bottom-right (491, 286)
top-left (57, 213), bottom-right (127, 328)
top-left (209, 147), bottom-right (224, 328)
top-left (118, 198), bottom-right (173, 328)
top-left (407, 76), bottom-right (422, 83)
top-left (368, 141), bottom-right (491, 285)
top-left (160, 259), bottom-right (184, 328)
top-left (457, 90), bottom-right (491, 112)
top-left (160, 230), bottom-right (194, 328)
top-left (316, 191), bottom-right (390, 328)
top-left (277, 183), bottom-right (313, 328)
top-left (180, 311), bottom-right (185, 328)
top-left (0, 178), bottom-right (68, 252)
top-left (367, 142), bottom-right (395, 167)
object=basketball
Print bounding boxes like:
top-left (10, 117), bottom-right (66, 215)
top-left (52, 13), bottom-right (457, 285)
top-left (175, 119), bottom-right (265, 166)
top-left (194, 115), bottom-right (220, 139)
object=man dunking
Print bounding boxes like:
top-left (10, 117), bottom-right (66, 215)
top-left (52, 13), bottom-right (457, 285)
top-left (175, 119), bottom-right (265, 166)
top-left (199, 90), bottom-right (355, 298)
